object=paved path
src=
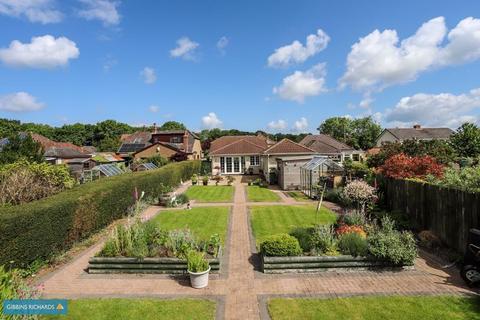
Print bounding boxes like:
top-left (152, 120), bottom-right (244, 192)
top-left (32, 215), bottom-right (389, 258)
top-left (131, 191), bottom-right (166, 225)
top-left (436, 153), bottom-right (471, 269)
top-left (39, 177), bottom-right (477, 319)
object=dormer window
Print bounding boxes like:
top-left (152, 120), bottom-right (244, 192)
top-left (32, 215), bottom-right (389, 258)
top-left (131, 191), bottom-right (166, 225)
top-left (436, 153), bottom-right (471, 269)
top-left (170, 136), bottom-right (182, 143)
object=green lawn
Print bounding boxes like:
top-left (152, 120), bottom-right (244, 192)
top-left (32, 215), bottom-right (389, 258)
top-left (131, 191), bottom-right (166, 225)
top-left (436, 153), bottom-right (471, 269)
top-left (246, 186), bottom-right (281, 202)
top-left (43, 298), bottom-right (215, 320)
top-left (250, 205), bottom-right (337, 245)
top-left (149, 207), bottom-right (229, 244)
top-left (185, 185), bottom-right (234, 202)
top-left (286, 191), bottom-right (312, 202)
top-left (268, 296), bottom-right (480, 320)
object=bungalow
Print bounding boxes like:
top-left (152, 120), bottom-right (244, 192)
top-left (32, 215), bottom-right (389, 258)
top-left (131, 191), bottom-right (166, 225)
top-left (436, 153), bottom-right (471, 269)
top-left (299, 134), bottom-right (364, 163)
top-left (118, 126), bottom-right (202, 161)
top-left (209, 135), bottom-right (319, 186)
top-left (375, 124), bottom-right (454, 147)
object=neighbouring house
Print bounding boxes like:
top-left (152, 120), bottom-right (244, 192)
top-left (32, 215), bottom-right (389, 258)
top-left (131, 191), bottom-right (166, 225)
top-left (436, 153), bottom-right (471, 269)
top-left (209, 134), bottom-right (321, 188)
top-left (374, 124), bottom-right (454, 147)
top-left (118, 126), bottom-right (202, 161)
top-left (92, 152), bottom-right (126, 165)
top-left (299, 134), bottom-right (364, 163)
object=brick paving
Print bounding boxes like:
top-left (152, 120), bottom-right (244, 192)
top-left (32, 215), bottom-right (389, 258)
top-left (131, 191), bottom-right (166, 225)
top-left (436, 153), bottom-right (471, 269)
top-left (38, 177), bottom-right (478, 319)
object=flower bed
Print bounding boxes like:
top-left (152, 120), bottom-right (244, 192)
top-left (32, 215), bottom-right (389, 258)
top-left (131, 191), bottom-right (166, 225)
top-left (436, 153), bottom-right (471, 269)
top-left (88, 249), bottom-right (221, 274)
top-left (89, 219), bottom-right (223, 274)
top-left (261, 254), bottom-right (412, 274)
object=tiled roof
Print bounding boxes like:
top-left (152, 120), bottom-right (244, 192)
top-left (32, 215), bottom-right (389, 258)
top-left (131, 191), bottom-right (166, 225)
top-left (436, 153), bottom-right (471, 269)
top-left (263, 138), bottom-right (316, 154)
top-left (210, 139), bottom-right (266, 155)
top-left (300, 134), bottom-right (355, 153)
top-left (210, 135), bottom-right (268, 154)
top-left (385, 128), bottom-right (454, 140)
top-left (120, 131), bottom-right (152, 144)
top-left (30, 133), bottom-right (92, 158)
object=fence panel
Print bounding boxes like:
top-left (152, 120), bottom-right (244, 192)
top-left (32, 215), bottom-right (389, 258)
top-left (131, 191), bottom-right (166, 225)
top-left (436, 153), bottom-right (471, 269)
top-left (382, 177), bottom-right (480, 253)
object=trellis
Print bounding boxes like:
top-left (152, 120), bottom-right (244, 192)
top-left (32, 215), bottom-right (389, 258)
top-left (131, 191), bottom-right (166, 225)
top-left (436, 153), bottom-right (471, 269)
top-left (300, 156), bottom-right (344, 198)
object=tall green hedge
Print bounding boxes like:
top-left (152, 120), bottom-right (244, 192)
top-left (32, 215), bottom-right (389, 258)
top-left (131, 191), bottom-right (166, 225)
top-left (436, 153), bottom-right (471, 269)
top-left (0, 161), bottom-right (200, 267)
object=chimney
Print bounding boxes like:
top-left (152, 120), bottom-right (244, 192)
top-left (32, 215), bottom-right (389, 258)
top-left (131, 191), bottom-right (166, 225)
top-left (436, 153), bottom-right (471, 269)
top-left (153, 123), bottom-right (157, 134)
top-left (413, 124), bottom-right (421, 130)
top-left (183, 130), bottom-right (189, 152)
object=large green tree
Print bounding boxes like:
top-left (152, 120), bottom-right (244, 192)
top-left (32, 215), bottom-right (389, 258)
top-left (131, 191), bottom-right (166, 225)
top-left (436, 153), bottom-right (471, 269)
top-left (318, 116), bottom-right (382, 150)
top-left (449, 122), bottom-right (480, 158)
top-left (159, 121), bottom-right (186, 131)
top-left (0, 134), bottom-right (44, 165)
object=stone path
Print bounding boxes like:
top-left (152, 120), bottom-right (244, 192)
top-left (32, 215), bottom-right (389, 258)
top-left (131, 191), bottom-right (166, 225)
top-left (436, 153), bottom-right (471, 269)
top-left (39, 177), bottom-right (478, 319)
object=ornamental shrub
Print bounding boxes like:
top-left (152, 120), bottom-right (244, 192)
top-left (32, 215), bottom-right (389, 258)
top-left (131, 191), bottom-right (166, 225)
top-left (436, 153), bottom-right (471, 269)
top-left (342, 180), bottom-right (377, 214)
top-left (338, 232), bottom-right (368, 257)
top-left (290, 227), bottom-right (314, 252)
top-left (367, 216), bottom-right (417, 265)
top-left (0, 161), bottom-right (200, 267)
top-left (380, 153), bottom-right (444, 180)
top-left (335, 224), bottom-right (367, 238)
top-left (0, 160), bottom-right (75, 206)
top-left (310, 224), bottom-right (337, 255)
top-left (260, 234), bottom-right (302, 256)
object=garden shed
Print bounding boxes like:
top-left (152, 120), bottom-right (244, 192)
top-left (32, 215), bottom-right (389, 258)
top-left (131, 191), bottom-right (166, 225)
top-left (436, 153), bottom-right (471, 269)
top-left (300, 156), bottom-right (344, 198)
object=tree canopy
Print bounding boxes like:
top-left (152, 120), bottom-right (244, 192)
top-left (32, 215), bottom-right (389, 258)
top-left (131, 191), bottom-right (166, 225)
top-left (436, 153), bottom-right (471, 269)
top-left (318, 116), bottom-right (382, 150)
top-left (449, 122), bottom-right (480, 158)
top-left (0, 134), bottom-right (44, 165)
top-left (159, 121), bottom-right (186, 131)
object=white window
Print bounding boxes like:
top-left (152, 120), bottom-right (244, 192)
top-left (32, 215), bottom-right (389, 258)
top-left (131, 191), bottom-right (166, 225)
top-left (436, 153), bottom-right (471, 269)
top-left (250, 155), bottom-right (260, 166)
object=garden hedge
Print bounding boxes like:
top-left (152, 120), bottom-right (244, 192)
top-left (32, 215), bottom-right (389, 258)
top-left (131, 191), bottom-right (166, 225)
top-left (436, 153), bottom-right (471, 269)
top-left (0, 161), bottom-right (200, 267)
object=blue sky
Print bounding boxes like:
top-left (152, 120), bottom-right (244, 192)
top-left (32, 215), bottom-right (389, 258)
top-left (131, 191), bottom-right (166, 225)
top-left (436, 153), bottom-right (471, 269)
top-left (1, 0), bottom-right (480, 133)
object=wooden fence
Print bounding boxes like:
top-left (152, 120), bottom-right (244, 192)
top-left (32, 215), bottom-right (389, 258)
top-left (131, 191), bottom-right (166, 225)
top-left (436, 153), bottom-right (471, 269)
top-left (381, 177), bottom-right (480, 253)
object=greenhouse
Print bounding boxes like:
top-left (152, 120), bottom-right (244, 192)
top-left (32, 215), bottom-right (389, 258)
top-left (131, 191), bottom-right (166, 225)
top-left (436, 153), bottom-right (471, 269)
top-left (300, 156), bottom-right (344, 198)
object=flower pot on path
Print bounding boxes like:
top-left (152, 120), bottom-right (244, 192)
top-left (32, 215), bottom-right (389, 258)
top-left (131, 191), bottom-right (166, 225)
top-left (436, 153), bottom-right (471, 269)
top-left (188, 266), bottom-right (211, 289)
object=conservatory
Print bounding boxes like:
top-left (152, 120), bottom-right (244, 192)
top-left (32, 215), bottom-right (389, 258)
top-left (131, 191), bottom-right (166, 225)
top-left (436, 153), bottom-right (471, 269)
top-left (300, 156), bottom-right (344, 198)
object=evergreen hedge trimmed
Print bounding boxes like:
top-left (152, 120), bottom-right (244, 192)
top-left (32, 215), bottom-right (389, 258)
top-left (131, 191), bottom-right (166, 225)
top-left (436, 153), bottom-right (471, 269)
top-left (0, 161), bottom-right (200, 267)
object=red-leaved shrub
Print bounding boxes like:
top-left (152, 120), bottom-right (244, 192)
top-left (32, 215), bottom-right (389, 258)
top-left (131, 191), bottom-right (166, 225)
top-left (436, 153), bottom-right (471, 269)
top-left (380, 153), bottom-right (444, 179)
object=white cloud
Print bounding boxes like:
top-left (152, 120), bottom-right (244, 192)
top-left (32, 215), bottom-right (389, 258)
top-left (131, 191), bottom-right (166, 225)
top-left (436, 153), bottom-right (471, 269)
top-left (384, 88), bottom-right (480, 128)
top-left (340, 17), bottom-right (480, 93)
top-left (78, 0), bottom-right (120, 26)
top-left (148, 105), bottom-right (159, 113)
top-left (267, 29), bottom-right (330, 68)
top-left (140, 67), bottom-right (156, 84)
top-left (170, 37), bottom-right (199, 60)
top-left (216, 36), bottom-right (228, 55)
top-left (0, 92), bottom-right (45, 112)
top-left (273, 63), bottom-right (327, 103)
top-left (201, 112), bottom-right (222, 129)
top-left (0, 35), bottom-right (79, 68)
top-left (293, 117), bottom-right (308, 132)
top-left (267, 119), bottom-right (287, 131)
top-left (0, 0), bottom-right (62, 24)
top-left (103, 54), bottom-right (117, 71)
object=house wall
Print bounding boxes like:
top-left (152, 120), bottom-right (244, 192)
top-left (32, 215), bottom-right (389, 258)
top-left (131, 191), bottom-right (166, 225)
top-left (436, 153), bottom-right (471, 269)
top-left (134, 144), bottom-right (177, 160)
top-left (189, 139), bottom-right (202, 160)
top-left (375, 131), bottom-right (399, 147)
top-left (277, 159), bottom-right (311, 190)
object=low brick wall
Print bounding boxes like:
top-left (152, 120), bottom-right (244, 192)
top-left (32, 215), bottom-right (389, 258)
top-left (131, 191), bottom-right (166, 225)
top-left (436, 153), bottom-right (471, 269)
top-left (88, 255), bottom-right (221, 274)
top-left (261, 254), bottom-right (412, 274)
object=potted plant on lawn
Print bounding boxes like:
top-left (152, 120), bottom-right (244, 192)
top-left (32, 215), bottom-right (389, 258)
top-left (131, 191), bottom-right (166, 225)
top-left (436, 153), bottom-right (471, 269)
top-left (158, 184), bottom-right (173, 206)
top-left (202, 176), bottom-right (209, 186)
top-left (212, 175), bottom-right (223, 186)
top-left (227, 175), bottom-right (235, 186)
top-left (191, 174), bottom-right (198, 185)
top-left (187, 250), bottom-right (210, 289)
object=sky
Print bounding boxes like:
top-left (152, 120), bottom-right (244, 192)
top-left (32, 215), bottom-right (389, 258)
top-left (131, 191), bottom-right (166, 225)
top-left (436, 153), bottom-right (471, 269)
top-left (1, 0), bottom-right (480, 133)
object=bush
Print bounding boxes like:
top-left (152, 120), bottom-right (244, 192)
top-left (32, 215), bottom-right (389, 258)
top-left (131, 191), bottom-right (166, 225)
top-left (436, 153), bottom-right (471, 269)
top-left (335, 224), bottom-right (367, 238)
top-left (175, 193), bottom-right (189, 205)
top-left (260, 234), bottom-right (302, 256)
top-left (290, 227), bottom-right (314, 252)
top-left (342, 210), bottom-right (367, 226)
top-left (187, 250), bottom-right (209, 273)
top-left (0, 160), bottom-right (75, 206)
top-left (310, 224), bottom-right (337, 255)
top-left (367, 216), bottom-right (417, 265)
top-left (342, 180), bottom-right (377, 214)
top-left (379, 153), bottom-right (444, 180)
top-left (338, 232), bottom-right (368, 257)
top-left (1, 265), bottom-right (39, 317)
top-left (0, 161), bottom-right (201, 267)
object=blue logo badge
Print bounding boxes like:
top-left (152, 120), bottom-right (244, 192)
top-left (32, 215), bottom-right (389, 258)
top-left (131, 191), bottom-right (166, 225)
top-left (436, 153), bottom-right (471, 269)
top-left (2, 299), bottom-right (68, 315)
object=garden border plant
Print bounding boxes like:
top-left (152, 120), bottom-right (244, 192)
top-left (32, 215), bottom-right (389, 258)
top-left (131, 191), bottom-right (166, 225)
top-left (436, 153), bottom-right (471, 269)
top-left (0, 161), bottom-right (201, 268)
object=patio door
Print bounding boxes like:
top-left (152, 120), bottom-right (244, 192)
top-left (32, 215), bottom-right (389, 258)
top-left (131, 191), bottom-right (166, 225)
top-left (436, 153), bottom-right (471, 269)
top-left (222, 156), bottom-right (242, 174)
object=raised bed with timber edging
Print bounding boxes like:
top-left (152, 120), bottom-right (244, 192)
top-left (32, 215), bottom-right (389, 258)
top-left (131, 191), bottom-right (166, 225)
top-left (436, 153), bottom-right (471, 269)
top-left (88, 249), bottom-right (222, 274)
top-left (261, 254), bottom-right (413, 274)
